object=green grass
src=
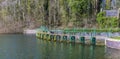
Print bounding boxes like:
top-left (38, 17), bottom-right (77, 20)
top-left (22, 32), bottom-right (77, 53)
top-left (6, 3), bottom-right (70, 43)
top-left (64, 28), bottom-right (120, 33)
top-left (111, 37), bottom-right (120, 40)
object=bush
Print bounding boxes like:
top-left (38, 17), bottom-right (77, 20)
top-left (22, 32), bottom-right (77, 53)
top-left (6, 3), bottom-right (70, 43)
top-left (97, 12), bottom-right (118, 28)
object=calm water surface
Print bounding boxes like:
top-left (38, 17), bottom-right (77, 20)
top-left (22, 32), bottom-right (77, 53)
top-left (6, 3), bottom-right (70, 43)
top-left (0, 34), bottom-right (119, 59)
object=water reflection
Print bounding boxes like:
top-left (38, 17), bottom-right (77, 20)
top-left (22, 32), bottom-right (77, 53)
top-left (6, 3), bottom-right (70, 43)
top-left (79, 45), bottom-right (96, 59)
top-left (105, 47), bottom-right (120, 59)
top-left (0, 34), bottom-right (107, 59)
top-left (37, 39), bottom-right (105, 59)
top-left (0, 34), bottom-right (37, 59)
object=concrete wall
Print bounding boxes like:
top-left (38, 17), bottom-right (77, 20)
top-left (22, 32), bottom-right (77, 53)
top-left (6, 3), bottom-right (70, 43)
top-left (106, 38), bottom-right (120, 49)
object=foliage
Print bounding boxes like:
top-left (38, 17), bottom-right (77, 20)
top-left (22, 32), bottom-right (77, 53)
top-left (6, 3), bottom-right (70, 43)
top-left (97, 12), bottom-right (118, 28)
top-left (64, 28), bottom-right (120, 33)
top-left (111, 37), bottom-right (120, 40)
top-left (0, 0), bottom-right (114, 33)
top-left (68, 0), bottom-right (89, 17)
top-left (60, 0), bottom-right (94, 27)
top-left (106, 0), bottom-right (111, 9)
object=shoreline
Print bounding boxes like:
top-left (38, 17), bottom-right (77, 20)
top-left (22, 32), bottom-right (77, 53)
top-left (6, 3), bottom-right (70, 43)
top-left (36, 32), bottom-right (106, 46)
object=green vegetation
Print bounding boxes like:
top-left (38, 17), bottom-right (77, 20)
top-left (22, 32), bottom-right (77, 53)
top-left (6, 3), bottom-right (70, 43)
top-left (0, 0), bottom-right (96, 28)
top-left (64, 28), bottom-right (120, 33)
top-left (111, 37), bottom-right (120, 40)
top-left (97, 12), bottom-right (118, 28)
top-left (0, 0), bottom-right (119, 33)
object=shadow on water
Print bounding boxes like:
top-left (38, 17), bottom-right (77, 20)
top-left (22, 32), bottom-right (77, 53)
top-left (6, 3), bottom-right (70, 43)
top-left (79, 45), bottom-right (97, 59)
top-left (37, 39), bottom-right (106, 59)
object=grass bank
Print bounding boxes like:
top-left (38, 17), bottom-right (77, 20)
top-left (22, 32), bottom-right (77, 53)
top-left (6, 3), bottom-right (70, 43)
top-left (111, 37), bottom-right (120, 40)
top-left (63, 28), bottom-right (120, 33)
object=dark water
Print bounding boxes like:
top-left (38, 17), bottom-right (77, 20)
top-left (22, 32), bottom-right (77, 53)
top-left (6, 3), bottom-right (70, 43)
top-left (0, 34), bottom-right (118, 59)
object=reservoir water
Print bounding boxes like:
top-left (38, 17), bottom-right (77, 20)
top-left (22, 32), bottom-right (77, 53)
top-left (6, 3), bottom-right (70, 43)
top-left (0, 34), bottom-right (119, 59)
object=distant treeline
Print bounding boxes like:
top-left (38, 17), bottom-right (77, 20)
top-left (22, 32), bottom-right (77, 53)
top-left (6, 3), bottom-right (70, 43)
top-left (0, 0), bottom-right (104, 33)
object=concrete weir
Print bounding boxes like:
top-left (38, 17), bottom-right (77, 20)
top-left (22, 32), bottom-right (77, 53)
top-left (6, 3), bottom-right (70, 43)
top-left (36, 32), bottom-right (106, 46)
